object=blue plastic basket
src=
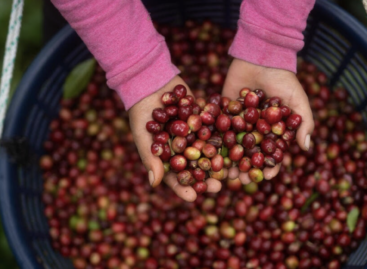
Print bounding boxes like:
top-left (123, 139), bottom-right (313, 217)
top-left (1, 0), bottom-right (367, 268)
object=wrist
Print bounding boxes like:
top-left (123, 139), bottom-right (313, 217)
top-left (229, 21), bottom-right (300, 73)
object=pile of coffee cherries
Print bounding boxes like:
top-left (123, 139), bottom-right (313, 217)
top-left (147, 85), bottom-right (302, 190)
top-left (39, 20), bottom-right (367, 269)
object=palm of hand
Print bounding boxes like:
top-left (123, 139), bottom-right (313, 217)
top-left (129, 59), bottom-right (314, 200)
top-left (222, 59), bottom-right (314, 182)
top-left (129, 76), bottom-right (222, 202)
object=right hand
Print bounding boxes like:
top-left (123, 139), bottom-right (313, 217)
top-left (222, 58), bottom-right (314, 183)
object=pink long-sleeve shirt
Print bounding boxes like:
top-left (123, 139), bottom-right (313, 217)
top-left (51, 0), bottom-right (315, 110)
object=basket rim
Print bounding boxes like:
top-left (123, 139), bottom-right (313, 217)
top-left (1, 0), bottom-right (367, 268)
top-left (0, 25), bottom-right (76, 269)
top-left (312, 0), bottom-right (367, 53)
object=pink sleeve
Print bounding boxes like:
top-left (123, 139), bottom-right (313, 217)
top-left (51, 0), bottom-right (180, 110)
top-left (229, 0), bottom-right (316, 73)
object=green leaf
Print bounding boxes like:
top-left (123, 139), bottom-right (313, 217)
top-left (301, 193), bottom-right (320, 213)
top-left (63, 58), bottom-right (96, 99)
top-left (347, 208), bottom-right (360, 233)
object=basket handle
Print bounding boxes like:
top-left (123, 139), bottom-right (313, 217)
top-left (0, 0), bottom-right (24, 138)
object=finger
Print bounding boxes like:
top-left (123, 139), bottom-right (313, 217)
top-left (128, 76), bottom-right (193, 188)
top-left (290, 92), bottom-right (315, 151)
top-left (239, 172), bottom-right (251, 185)
top-left (206, 178), bottom-right (222, 193)
top-left (164, 172), bottom-right (197, 202)
top-left (228, 167), bottom-right (239, 179)
top-left (263, 164), bottom-right (281, 180)
top-left (222, 62), bottom-right (241, 99)
top-left (222, 78), bottom-right (242, 100)
top-left (222, 59), bottom-right (258, 99)
top-left (133, 126), bottom-right (165, 188)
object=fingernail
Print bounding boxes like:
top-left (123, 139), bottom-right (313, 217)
top-left (149, 170), bottom-right (155, 186)
top-left (305, 134), bottom-right (310, 150)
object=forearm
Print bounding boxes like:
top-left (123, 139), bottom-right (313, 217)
top-left (51, 0), bottom-right (179, 110)
top-left (229, 0), bottom-right (316, 73)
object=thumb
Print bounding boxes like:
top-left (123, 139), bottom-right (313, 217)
top-left (222, 76), bottom-right (241, 100)
top-left (129, 113), bottom-right (165, 188)
top-left (222, 58), bottom-right (260, 100)
top-left (135, 130), bottom-right (165, 187)
top-left (291, 91), bottom-right (314, 151)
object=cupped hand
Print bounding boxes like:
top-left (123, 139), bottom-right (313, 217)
top-left (129, 75), bottom-right (222, 202)
top-left (222, 58), bottom-right (314, 182)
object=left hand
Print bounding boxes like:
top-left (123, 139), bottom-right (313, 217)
top-left (129, 75), bottom-right (222, 201)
